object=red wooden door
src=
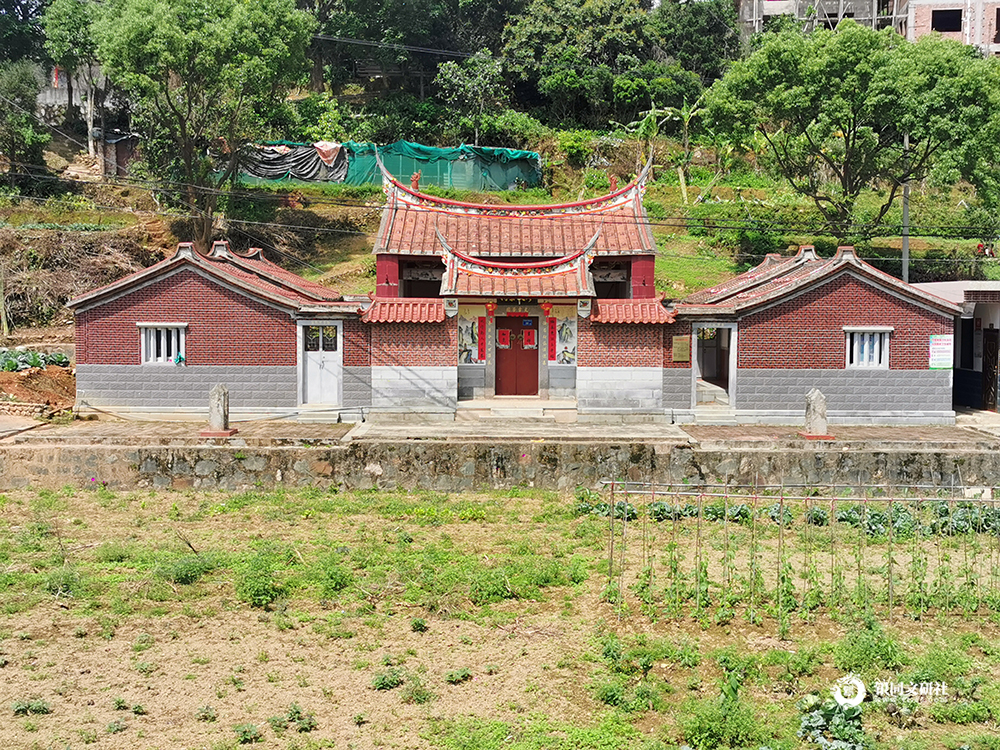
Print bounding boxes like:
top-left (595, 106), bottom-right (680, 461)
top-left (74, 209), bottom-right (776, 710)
top-left (495, 316), bottom-right (539, 395)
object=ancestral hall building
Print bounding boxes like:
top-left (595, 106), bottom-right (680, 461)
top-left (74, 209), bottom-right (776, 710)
top-left (69, 168), bottom-right (962, 425)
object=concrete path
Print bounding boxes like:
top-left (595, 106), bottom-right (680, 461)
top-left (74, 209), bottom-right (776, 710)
top-left (5, 408), bottom-right (1000, 449)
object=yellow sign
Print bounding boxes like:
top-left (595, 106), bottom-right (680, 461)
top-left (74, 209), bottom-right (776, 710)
top-left (672, 335), bottom-right (691, 362)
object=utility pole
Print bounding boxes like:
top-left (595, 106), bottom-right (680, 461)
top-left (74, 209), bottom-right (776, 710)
top-left (902, 133), bottom-right (910, 283)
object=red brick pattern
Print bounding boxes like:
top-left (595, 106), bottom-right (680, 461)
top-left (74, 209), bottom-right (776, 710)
top-left (75, 269), bottom-right (296, 366)
top-left (967, 291), bottom-right (1000, 303)
top-left (578, 319), bottom-right (663, 367)
top-left (343, 319), bottom-right (370, 367)
top-left (663, 321), bottom-right (693, 369)
top-left (738, 274), bottom-right (952, 370)
top-left (371, 322), bottom-right (457, 366)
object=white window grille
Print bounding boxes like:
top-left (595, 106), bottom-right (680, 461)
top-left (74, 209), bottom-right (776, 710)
top-left (138, 323), bottom-right (187, 365)
top-left (844, 327), bottom-right (892, 369)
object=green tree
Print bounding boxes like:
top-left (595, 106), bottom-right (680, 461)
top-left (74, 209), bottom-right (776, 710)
top-left (503, 0), bottom-right (653, 125)
top-left (435, 49), bottom-right (505, 146)
top-left (708, 21), bottom-right (1000, 240)
top-left (0, 59), bottom-right (49, 189)
top-left (650, 0), bottom-right (740, 83)
top-left (95, 0), bottom-right (314, 251)
top-left (42, 0), bottom-right (101, 148)
top-left (0, 0), bottom-right (47, 61)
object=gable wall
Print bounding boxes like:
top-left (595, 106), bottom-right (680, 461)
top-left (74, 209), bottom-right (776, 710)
top-left (75, 269), bottom-right (296, 366)
top-left (738, 274), bottom-right (952, 370)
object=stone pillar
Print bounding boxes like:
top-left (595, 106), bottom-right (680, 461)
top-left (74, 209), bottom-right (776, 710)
top-left (200, 384), bottom-right (239, 437)
top-left (799, 387), bottom-right (833, 440)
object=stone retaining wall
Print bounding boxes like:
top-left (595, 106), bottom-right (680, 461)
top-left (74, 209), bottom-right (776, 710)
top-left (0, 441), bottom-right (994, 492)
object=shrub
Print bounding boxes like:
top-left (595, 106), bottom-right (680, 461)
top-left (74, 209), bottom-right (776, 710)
top-left (402, 675), bottom-right (435, 705)
top-left (106, 719), bottom-right (127, 734)
top-left (196, 705), bottom-right (217, 722)
top-left (930, 700), bottom-right (991, 724)
top-left (680, 696), bottom-right (764, 749)
top-left (445, 668), bottom-right (473, 685)
top-left (314, 554), bottom-right (353, 597)
top-left (233, 723), bottom-right (263, 744)
top-left (156, 554), bottom-right (217, 585)
top-left (372, 668), bottom-right (404, 690)
top-left (834, 621), bottom-right (906, 674)
top-left (410, 618), bottom-right (429, 633)
top-left (45, 566), bottom-right (82, 597)
top-left (235, 551), bottom-right (285, 608)
top-left (12, 699), bottom-right (52, 715)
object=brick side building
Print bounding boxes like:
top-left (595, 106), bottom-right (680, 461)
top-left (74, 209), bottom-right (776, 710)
top-left (673, 246), bottom-right (962, 424)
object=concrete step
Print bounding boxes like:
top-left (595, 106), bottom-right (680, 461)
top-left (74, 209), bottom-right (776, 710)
top-left (490, 407), bottom-right (548, 419)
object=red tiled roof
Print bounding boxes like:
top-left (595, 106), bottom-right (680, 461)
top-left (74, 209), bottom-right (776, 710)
top-left (440, 246), bottom-right (595, 298)
top-left (591, 299), bottom-right (675, 324)
top-left (677, 246), bottom-right (963, 317)
top-left (361, 298), bottom-right (446, 323)
top-left (68, 242), bottom-right (343, 312)
top-left (375, 181), bottom-right (655, 258)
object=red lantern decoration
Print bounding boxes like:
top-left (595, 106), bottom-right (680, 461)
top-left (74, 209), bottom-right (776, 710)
top-left (485, 301), bottom-right (498, 319)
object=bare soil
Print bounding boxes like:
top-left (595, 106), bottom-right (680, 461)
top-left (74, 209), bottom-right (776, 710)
top-left (0, 365), bottom-right (76, 410)
top-left (2, 487), bottom-right (999, 750)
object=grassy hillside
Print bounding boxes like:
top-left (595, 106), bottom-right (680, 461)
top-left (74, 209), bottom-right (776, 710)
top-left (1, 136), bottom-right (994, 329)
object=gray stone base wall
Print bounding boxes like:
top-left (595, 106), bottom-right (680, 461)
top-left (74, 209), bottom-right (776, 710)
top-left (371, 365), bottom-right (457, 412)
top-left (735, 368), bottom-right (954, 421)
top-left (458, 365), bottom-right (486, 400)
top-left (76, 364), bottom-right (297, 412)
top-left (343, 366), bottom-right (372, 409)
top-left (549, 366), bottom-right (576, 399)
top-left (578, 366), bottom-right (662, 412)
top-left (663, 368), bottom-right (691, 410)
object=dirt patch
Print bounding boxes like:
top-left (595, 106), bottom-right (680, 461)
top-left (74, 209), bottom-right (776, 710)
top-left (0, 365), bottom-right (75, 409)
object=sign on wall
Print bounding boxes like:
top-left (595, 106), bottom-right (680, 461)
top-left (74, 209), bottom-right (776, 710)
top-left (672, 335), bottom-right (691, 363)
top-left (928, 334), bottom-right (954, 370)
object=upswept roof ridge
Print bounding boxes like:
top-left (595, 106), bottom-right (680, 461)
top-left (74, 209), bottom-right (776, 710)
top-left (374, 157), bottom-right (656, 258)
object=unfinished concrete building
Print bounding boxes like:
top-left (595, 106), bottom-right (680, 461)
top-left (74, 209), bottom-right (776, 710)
top-left (739, 0), bottom-right (907, 36)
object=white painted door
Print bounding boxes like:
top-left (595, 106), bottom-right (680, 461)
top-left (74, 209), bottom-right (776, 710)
top-left (303, 324), bottom-right (342, 405)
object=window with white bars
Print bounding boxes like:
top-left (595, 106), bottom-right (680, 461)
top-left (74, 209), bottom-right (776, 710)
top-left (138, 323), bottom-right (187, 365)
top-left (845, 327), bottom-right (891, 369)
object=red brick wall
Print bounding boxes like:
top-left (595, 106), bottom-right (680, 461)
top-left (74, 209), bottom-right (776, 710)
top-left (371, 322), bottom-right (456, 366)
top-left (75, 269), bottom-right (297, 366)
top-left (663, 321), bottom-right (693, 369)
top-left (343, 319), bottom-right (371, 367)
top-left (578, 319), bottom-right (664, 367)
top-left (631, 256), bottom-right (656, 299)
top-left (738, 274), bottom-right (953, 370)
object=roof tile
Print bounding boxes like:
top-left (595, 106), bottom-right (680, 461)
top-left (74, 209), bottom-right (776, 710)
top-left (362, 298), bottom-right (446, 323)
top-left (591, 299), bottom-right (675, 324)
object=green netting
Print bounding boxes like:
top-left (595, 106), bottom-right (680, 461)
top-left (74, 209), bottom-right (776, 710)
top-left (343, 140), bottom-right (541, 190)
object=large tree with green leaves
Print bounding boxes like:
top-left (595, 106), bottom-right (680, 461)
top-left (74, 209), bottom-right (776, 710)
top-left (435, 49), bottom-right (504, 146)
top-left (94, 0), bottom-right (314, 251)
top-left (0, 59), bottom-right (49, 189)
top-left (707, 21), bottom-right (1000, 240)
top-left (650, 0), bottom-right (740, 83)
top-left (503, 0), bottom-right (654, 125)
top-left (42, 0), bottom-right (101, 147)
top-left (0, 0), bottom-right (47, 61)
